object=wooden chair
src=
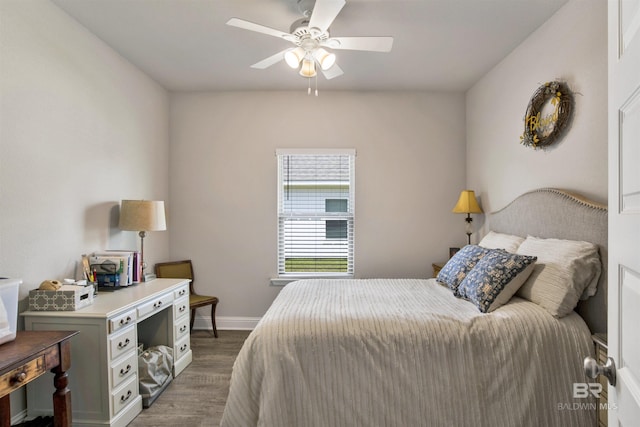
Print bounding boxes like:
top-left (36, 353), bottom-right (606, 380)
top-left (154, 260), bottom-right (219, 338)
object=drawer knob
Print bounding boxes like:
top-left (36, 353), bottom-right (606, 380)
top-left (119, 316), bottom-right (132, 326)
top-left (117, 338), bottom-right (131, 349)
top-left (13, 371), bottom-right (27, 383)
top-left (179, 306), bottom-right (186, 312)
top-left (179, 325), bottom-right (187, 333)
top-left (153, 301), bottom-right (163, 309)
top-left (120, 364), bottom-right (132, 376)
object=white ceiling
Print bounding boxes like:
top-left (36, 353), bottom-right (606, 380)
top-left (51, 0), bottom-right (568, 92)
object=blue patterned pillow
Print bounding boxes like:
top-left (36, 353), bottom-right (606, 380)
top-left (436, 245), bottom-right (491, 293)
top-left (457, 249), bottom-right (537, 313)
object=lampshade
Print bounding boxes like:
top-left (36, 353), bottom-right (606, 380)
top-left (299, 58), bottom-right (317, 77)
top-left (452, 190), bottom-right (483, 214)
top-left (313, 48), bottom-right (336, 70)
top-left (285, 47), bottom-right (305, 68)
top-left (119, 200), bottom-right (166, 231)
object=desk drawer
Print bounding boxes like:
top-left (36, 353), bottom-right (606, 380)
top-left (137, 292), bottom-right (173, 319)
top-left (174, 316), bottom-right (190, 341)
top-left (174, 285), bottom-right (188, 300)
top-left (111, 374), bottom-right (139, 417)
top-left (110, 309), bottom-right (137, 334)
top-left (174, 296), bottom-right (189, 321)
top-left (0, 355), bottom-right (46, 396)
top-left (174, 335), bottom-right (190, 360)
top-left (109, 327), bottom-right (136, 361)
top-left (110, 350), bottom-right (137, 389)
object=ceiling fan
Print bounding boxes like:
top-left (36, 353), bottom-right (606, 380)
top-left (226, 0), bottom-right (393, 83)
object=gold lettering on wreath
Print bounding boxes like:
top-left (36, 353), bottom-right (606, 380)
top-left (520, 82), bottom-right (573, 149)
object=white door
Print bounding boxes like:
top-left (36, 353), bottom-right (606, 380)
top-left (608, 0), bottom-right (640, 425)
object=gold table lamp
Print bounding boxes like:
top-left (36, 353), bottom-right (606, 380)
top-left (452, 190), bottom-right (483, 245)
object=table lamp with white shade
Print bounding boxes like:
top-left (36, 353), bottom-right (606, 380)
top-left (118, 200), bottom-right (166, 281)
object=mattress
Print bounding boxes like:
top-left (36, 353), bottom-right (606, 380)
top-left (221, 278), bottom-right (596, 427)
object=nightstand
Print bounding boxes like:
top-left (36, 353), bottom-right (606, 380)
top-left (432, 262), bottom-right (445, 278)
top-left (592, 333), bottom-right (608, 427)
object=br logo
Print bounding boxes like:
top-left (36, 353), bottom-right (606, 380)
top-left (573, 383), bottom-right (603, 399)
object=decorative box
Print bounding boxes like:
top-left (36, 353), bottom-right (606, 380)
top-left (28, 285), bottom-right (94, 311)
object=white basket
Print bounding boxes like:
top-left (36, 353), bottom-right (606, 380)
top-left (0, 278), bottom-right (21, 345)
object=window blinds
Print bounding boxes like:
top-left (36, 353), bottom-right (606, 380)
top-left (277, 149), bottom-right (355, 276)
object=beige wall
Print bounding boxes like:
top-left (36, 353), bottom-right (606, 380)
top-left (0, 1), bottom-right (170, 314)
top-left (466, 0), bottom-right (607, 216)
top-left (169, 91), bottom-right (467, 319)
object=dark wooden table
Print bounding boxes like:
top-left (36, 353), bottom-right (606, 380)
top-left (0, 330), bottom-right (78, 427)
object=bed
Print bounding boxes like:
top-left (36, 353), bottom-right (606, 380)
top-left (221, 188), bottom-right (607, 427)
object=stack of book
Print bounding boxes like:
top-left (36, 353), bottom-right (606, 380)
top-left (86, 250), bottom-right (141, 287)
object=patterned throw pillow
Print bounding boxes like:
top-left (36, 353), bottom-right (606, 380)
top-left (436, 245), bottom-right (491, 293)
top-left (457, 249), bottom-right (537, 313)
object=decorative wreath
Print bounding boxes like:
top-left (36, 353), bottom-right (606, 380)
top-left (520, 81), bottom-right (574, 149)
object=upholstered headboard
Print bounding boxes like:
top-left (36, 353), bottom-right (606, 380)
top-left (485, 188), bottom-right (608, 334)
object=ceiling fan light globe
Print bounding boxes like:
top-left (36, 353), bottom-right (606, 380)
top-left (314, 48), bottom-right (336, 70)
top-left (299, 59), bottom-right (317, 77)
top-left (284, 47), bottom-right (305, 68)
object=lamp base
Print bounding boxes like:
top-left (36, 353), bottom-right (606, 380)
top-left (465, 214), bottom-right (474, 245)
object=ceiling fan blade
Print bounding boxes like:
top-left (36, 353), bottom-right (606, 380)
top-left (226, 18), bottom-right (293, 41)
top-left (308, 0), bottom-right (346, 33)
top-left (250, 49), bottom-right (289, 69)
top-left (321, 63), bottom-right (344, 80)
top-left (323, 36), bottom-right (394, 52)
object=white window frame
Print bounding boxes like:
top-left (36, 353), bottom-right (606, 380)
top-left (274, 148), bottom-right (355, 283)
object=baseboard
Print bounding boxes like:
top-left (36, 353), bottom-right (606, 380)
top-left (12, 409), bottom-right (27, 425)
top-left (192, 315), bottom-right (260, 331)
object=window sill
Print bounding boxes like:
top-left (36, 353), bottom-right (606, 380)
top-left (270, 275), bottom-right (354, 286)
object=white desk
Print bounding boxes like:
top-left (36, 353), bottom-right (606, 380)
top-left (22, 278), bottom-right (192, 427)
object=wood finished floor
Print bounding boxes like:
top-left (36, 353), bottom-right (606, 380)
top-left (128, 329), bottom-right (251, 427)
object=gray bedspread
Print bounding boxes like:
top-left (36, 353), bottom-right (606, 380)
top-left (221, 278), bottom-right (596, 427)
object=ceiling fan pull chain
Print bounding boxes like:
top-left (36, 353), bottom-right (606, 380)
top-left (307, 77), bottom-right (311, 95)
top-left (315, 74), bottom-right (318, 96)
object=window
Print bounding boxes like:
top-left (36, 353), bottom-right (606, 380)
top-left (325, 199), bottom-right (347, 239)
top-left (277, 149), bottom-right (355, 277)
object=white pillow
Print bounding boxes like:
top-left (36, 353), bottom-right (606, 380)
top-left (515, 235), bottom-right (601, 317)
top-left (478, 231), bottom-right (525, 253)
